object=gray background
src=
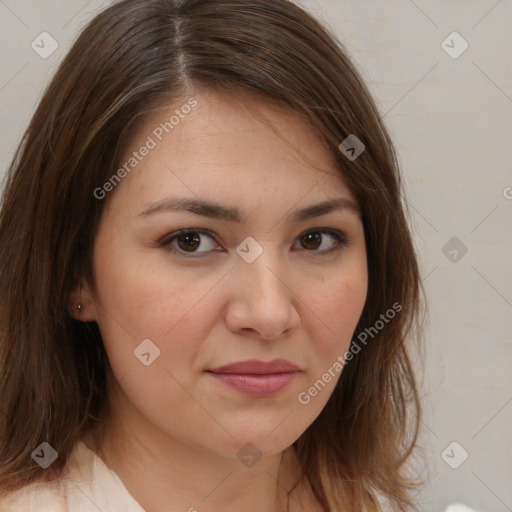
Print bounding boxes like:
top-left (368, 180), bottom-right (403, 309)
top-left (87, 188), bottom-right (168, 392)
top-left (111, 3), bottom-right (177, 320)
top-left (1, 1), bottom-right (511, 511)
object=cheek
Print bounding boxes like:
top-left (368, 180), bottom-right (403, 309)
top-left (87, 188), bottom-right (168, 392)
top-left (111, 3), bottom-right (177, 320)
top-left (91, 240), bottom-right (221, 369)
top-left (307, 268), bottom-right (368, 347)
top-left (295, 276), bottom-right (367, 414)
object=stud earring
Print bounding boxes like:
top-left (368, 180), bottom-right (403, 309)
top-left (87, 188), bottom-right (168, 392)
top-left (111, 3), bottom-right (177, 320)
top-left (77, 283), bottom-right (83, 312)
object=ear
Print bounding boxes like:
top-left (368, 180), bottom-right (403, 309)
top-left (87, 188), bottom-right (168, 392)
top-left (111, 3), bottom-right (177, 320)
top-left (68, 278), bottom-right (98, 322)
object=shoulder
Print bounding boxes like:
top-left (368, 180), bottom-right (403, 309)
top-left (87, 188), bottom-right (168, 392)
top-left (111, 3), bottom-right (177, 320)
top-left (0, 439), bottom-right (145, 511)
top-left (0, 439), bottom-right (93, 511)
top-left (0, 479), bottom-right (67, 511)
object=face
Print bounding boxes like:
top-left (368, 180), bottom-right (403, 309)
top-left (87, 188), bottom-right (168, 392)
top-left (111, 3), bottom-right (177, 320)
top-left (80, 87), bottom-right (368, 460)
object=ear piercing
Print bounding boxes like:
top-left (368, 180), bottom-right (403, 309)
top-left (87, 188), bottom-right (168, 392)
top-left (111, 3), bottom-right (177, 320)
top-left (77, 283), bottom-right (83, 312)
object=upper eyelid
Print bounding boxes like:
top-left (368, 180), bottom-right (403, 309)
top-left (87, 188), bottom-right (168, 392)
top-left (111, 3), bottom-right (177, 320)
top-left (159, 228), bottom-right (216, 245)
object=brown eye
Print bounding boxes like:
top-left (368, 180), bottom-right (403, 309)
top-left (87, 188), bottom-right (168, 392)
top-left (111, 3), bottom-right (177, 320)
top-left (300, 232), bottom-right (322, 250)
top-left (176, 232), bottom-right (201, 252)
top-left (159, 229), bottom-right (219, 257)
top-left (295, 229), bottom-right (349, 256)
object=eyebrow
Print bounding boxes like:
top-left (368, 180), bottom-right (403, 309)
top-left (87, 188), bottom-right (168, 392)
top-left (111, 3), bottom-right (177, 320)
top-left (138, 196), bottom-right (360, 222)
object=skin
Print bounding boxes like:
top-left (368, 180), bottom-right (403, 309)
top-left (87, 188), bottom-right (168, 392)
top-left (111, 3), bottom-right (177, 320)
top-left (73, 87), bottom-right (368, 512)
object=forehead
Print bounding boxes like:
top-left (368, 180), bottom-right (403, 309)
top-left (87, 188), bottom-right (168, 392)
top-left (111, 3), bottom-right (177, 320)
top-left (107, 87), bottom-right (354, 215)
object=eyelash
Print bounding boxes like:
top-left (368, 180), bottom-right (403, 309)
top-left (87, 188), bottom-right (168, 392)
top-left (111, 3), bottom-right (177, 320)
top-left (158, 228), bottom-right (349, 258)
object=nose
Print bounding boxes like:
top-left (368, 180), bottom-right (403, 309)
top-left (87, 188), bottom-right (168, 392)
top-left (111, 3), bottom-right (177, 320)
top-left (224, 249), bottom-right (300, 341)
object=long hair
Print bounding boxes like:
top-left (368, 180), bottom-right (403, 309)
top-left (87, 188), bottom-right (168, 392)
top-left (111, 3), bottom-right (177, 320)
top-left (0, 0), bottom-right (425, 509)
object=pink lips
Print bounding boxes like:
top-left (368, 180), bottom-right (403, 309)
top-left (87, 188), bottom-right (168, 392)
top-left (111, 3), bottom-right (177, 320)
top-left (207, 359), bottom-right (299, 397)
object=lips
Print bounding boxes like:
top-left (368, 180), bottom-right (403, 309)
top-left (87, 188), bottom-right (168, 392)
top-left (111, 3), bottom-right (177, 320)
top-left (208, 359), bottom-right (299, 374)
top-left (206, 359), bottom-right (300, 397)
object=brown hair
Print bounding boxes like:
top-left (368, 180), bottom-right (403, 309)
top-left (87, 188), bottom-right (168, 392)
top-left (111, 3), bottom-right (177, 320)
top-left (0, 0), bottom-right (425, 509)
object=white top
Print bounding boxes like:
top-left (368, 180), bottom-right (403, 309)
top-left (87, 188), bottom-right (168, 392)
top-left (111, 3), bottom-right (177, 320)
top-left (0, 440), bottom-right (478, 512)
top-left (0, 440), bottom-right (145, 511)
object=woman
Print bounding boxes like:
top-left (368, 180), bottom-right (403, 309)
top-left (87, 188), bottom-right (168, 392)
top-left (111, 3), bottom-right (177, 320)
top-left (0, 0), bottom-right (424, 510)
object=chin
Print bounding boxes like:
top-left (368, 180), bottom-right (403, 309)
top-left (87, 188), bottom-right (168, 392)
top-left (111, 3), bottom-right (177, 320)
top-left (209, 418), bottom-right (309, 461)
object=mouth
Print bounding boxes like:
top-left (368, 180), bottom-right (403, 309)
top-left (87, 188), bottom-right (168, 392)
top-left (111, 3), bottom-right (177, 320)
top-left (206, 359), bottom-right (300, 397)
